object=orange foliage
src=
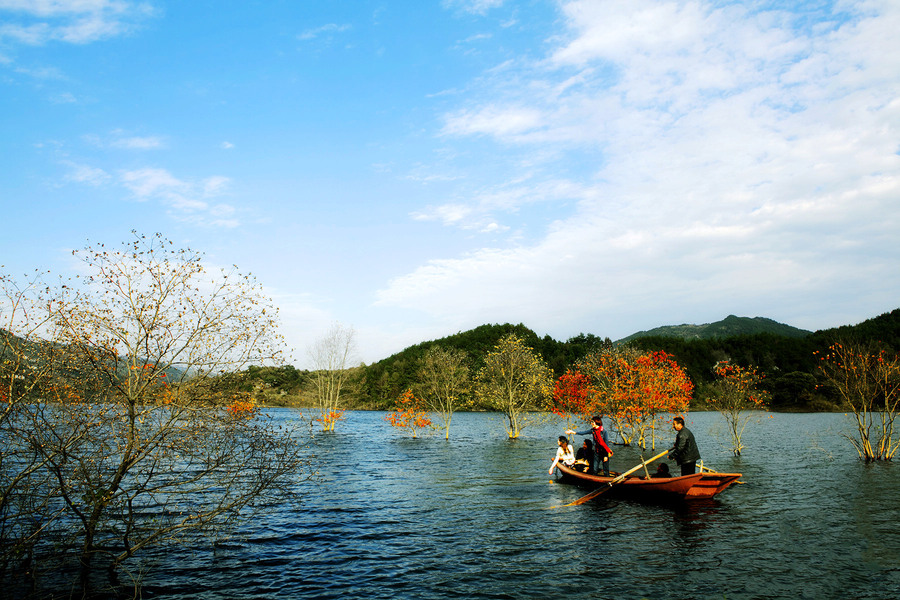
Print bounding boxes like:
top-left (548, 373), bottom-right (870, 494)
top-left (225, 397), bottom-right (258, 420)
top-left (385, 389), bottom-right (432, 438)
top-left (553, 349), bottom-right (693, 448)
top-left (709, 361), bottom-right (768, 410)
top-left (316, 410), bottom-right (345, 431)
top-left (707, 360), bottom-right (769, 456)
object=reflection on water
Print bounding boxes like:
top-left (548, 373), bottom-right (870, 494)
top-left (122, 411), bottom-right (900, 599)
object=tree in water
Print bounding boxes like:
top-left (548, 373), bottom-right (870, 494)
top-left (416, 346), bottom-right (470, 439)
top-left (705, 360), bottom-right (769, 456)
top-left (816, 341), bottom-right (900, 461)
top-left (385, 389), bottom-right (432, 438)
top-left (476, 334), bottom-right (553, 438)
top-left (308, 322), bottom-right (357, 432)
top-left (560, 347), bottom-right (692, 449)
top-left (1, 233), bottom-right (310, 596)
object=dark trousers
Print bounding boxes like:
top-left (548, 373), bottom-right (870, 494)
top-left (680, 461), bottom-right (696, 476)
top-left (596, 453), bottom-right (610, 476)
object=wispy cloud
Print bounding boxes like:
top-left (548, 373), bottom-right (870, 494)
top-left (298, 23), bottom-right (351, 41)
top-left (118, 167), bottom-right (239, 228)
top-left (0, 0), bottom-right (156, 45)
top-left (84, 130), bottom-right (166, 149)
top-left (442, 0), bottom-right (505, 16)
top-left (63, 160), bottom-right (110, 186)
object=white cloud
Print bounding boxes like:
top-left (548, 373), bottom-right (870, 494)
top-left (442, 0), bottom-right (504, 16)
top-left (378, 0), bottom-right (900, 340)
top-left (119, 167), bottom-right (239, 227)
top-left (0, 0), bottom-right (156, 45)
top-left (84, 130), bottom-right (165, 149)
top-left (63, 160), bottom-right (110, 186)
top-left (297, 23), bottom-right (351, 41)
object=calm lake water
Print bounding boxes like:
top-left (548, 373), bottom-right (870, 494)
top-left (135, 410), bottom-right (900, 600)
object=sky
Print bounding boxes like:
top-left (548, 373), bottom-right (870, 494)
top-left (1, 0), bottom-right (898, 367)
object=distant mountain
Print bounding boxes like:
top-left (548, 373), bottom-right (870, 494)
top-left (617, 315), bottom-right (812, 344)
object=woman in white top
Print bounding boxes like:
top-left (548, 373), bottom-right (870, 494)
top-left (549, 435), bottom-right (576, 475)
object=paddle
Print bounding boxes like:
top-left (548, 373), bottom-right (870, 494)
top-left (699, 462), bottom-right (745, 483)
top-left (562, 449), bottom-right (670, 507)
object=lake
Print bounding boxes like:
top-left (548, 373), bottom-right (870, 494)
top-left (136, 410), bottom-right (900, 599)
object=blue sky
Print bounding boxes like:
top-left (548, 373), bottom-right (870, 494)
top-left (2, 0), bottom-right (898, 367)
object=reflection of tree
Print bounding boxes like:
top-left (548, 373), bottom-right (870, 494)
top-left (1, 233), bottom-right (310, 595)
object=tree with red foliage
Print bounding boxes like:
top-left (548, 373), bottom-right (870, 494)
top-left (706, 360), bottom-right (769, 456)
top-left (552, 347), bottom-right (693, 449)
top-left (385, 389), bottom-right (432, 438)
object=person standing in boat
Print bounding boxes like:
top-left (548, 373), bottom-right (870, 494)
top-left (668, 416), bottom-right (701, 476)
top-left (549, 435), bottom-right (576, 475)
top-left (566, 416), bottom-right (613, 476)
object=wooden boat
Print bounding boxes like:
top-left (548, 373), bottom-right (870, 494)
top-left (556, 463), bottom-right (742, 502)
top-left (555, 462), bottom-right (704, 502)
top-left (686, 471), bottom-right (743, 499)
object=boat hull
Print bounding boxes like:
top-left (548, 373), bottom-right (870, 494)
top-left (686, 473), bottom-right (743, 499)
top-left (555, 463), bottom-right (704, 502)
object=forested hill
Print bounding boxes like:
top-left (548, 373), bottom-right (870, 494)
top-left (617, 315), bottom-right (812, 343)
top-left (357, 308), bottom-right (900, 411)
top-left (357, 323), bottom-right (611, 409)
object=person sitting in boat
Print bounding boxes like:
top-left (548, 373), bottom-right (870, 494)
top-left (549, 436), bottom-right (576, 475)
top-left (573, 439), bottom-right (594, 473)
top-left (650, 463), bottom-right (671, 478)
top-left (566, 416), bottom-right (614, 476)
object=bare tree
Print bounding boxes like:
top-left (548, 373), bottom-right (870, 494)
top-left (0, 271), bottom-right (66, 587)
top-left (308, 322), bottom-right (357, 431)
top-left (475, 334), bottom-right (553, 438)
top-left (817, 341), bottom-right (900, 461)
top-left (1, 233), bottom-right (311, 595)
top-left (416, 346), bottom-right (470, 439)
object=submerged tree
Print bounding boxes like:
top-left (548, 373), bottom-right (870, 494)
top-left (308, 322), bottom-right (357, 432)
top-left (475, 334), bottom-right (553, 438)
top-left (1, 233), bottom-right (311, 595)
top-left (416, 346), bottom-right (470, 439)
top-left (385, 389), bottom-right (432, 438)
top-left (816, 341), bottom-right (900, 461)
top-left (566, 347), bottom-right (692, 449)
top-left (0, 270), bottom-right (64, 585)
top-left (706, 360), bottom-right (769, 456)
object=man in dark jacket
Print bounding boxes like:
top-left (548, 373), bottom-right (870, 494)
top-left (669, 416), bottom-right (701, 476)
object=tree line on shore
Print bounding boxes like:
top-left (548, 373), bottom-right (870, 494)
top-left (233, 308), bottom-right (900, 414)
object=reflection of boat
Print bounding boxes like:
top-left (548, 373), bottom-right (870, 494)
top-left (555, 463), bottom-right (741, 502)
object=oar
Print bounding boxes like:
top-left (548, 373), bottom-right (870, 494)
top-left (699, 463), bottom-right (745, 484)
top-left (562, 449), bottom-right (669, 507)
